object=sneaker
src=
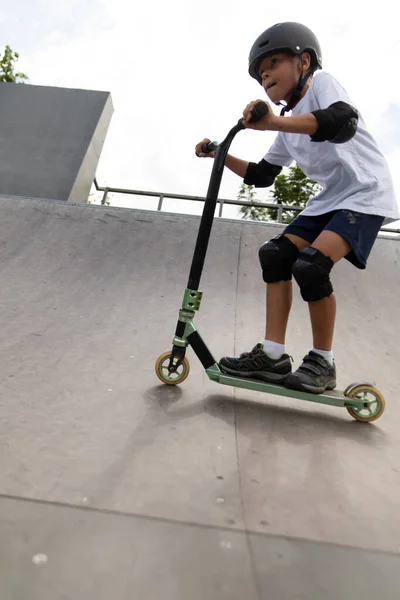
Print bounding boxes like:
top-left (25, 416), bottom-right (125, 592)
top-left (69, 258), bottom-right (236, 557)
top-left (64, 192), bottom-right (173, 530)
top-left (219, 343), bottom-right (292, 383)
top-left (284, 351), bottom-right (336, 394)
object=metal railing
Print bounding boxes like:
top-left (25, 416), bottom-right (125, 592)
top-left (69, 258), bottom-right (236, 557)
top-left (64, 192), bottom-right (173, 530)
top-left (93, 178), bottom-right (400, 234)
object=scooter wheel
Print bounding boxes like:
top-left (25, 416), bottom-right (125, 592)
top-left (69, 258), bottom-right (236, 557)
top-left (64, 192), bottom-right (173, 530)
top-left (345, 385), bottom-right (385, 422)
top-left (155, 351), bottom-right (190, 385)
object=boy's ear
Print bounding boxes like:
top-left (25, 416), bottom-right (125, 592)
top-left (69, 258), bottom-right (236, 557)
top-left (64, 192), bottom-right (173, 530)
top-left (301, 51), bottom-right (312, 70)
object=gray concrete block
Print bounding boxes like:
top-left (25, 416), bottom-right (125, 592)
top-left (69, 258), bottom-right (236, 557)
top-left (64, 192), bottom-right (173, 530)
top-left (0, 82), bottom-right (113, 202)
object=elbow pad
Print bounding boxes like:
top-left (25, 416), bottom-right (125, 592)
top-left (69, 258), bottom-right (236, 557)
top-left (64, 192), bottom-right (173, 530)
top-left (244, 159), bottom-right (282, 187)
top-left (310, 101), bottom-right (358, 144)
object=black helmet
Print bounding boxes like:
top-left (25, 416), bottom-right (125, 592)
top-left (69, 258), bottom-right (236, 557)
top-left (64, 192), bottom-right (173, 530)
top-left (248, 22), bottom-right (322, 84)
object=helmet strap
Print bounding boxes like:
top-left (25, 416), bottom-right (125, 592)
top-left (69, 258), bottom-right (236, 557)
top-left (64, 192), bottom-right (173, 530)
top-left (279, 60), bottom-right (313, 116)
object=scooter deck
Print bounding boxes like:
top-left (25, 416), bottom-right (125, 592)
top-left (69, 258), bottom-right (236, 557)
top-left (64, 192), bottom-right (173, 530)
top-left (206, 366), bottom-right (363, 408)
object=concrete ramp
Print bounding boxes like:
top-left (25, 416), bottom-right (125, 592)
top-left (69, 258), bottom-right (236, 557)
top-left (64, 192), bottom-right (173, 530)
top-left (0, 196), bottom-right (399, 599)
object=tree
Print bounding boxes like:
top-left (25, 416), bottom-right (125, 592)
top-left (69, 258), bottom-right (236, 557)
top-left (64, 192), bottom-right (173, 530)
top-left (236, 182), bottom-right (261, 220)
top-left (239, 163), bottom-right (321, 224)
top-left (0, 45), bottom-right (29, 83)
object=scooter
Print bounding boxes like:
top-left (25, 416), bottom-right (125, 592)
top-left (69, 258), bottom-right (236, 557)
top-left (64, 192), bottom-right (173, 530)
top-left (155, 104), bottom-right (385, 423)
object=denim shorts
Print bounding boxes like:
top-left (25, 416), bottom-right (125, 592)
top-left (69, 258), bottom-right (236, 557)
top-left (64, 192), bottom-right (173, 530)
top-left (283, 209), bottom-right (385, 269)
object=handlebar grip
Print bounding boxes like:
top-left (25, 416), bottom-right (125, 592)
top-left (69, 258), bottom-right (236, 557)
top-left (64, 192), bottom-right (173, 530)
top-left (199, 102), bottom-right (268, 156)
top-left (248, 101), bottom-right (269, 123)
top-left (201, 141), bottom-right (218, 154)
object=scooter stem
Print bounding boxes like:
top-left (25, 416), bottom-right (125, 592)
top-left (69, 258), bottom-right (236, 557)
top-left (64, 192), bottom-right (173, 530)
top-left (187, 121), bottom-right (244, 289)
top-left (187, 102), bottom-right (268, 290)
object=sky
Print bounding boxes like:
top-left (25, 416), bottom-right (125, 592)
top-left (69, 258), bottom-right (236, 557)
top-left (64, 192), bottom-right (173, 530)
top-left (1, 0), bottom-right (400, 223)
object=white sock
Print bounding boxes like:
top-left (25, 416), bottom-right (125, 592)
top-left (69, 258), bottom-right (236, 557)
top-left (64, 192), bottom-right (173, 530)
top-left (312, 348), bottom-right (334, 365)
top-left (263, 340), bottom-right (286, 359)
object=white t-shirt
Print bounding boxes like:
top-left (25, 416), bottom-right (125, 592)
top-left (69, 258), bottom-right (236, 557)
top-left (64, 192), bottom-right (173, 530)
top-left (264, 71), bottom-right (400, 225)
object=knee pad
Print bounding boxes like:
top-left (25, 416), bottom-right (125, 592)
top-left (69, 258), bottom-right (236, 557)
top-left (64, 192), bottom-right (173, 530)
top-left (292, 247), bottom-right (334, 302)
top-left (258, 234), bottom-right (300, 283)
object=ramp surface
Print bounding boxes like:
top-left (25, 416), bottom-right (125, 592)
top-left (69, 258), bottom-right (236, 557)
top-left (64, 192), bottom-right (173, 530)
top-left (0, 196), bottom-right (399, 599)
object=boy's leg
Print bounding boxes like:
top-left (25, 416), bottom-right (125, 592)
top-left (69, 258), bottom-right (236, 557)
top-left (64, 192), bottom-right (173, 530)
top-left (218, 233), bottom-right (309, 383)
top-left (265, 234), bottom-right (310, 343)
top-left (264, 281), bottom-right (292, 343)
top-left (284, 229), bottom-right (352, 394)
top-left (308, 230), bottom-right (351, 350)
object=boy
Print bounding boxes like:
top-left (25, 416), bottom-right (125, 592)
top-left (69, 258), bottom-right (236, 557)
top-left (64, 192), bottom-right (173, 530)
top-left (195, 22), bottom-right (399, 394)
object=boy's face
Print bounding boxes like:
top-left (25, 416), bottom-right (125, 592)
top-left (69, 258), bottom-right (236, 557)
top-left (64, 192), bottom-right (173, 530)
top-left (258, 52), bottom-right (305, 104)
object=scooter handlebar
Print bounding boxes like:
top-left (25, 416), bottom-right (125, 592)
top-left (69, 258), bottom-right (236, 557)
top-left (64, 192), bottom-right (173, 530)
top-left (200, 101), bottom-right (268, 154)
top-left (248, 101), bottom-right (269, 122)
top-left (201, 140), bottom-right (218, 154)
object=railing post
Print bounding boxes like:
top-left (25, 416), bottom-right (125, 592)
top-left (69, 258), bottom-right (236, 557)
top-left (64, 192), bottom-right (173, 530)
top-left (101, 187), bottom-right (109, 205)
top-left (157, 194), bottom-right (164, 211)
top-left (277, 203), bottom-right (283, 223)
top-left (218, 198), bottom-right (224, 217)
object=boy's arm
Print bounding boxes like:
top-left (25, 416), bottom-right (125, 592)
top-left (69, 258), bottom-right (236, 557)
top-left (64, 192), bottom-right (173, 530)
top-left (225, 126), bottom-right (291, 185)
top-left (244, 71), bottom-right (359, 144)
top-left (274, 113), bottom-right (319, 135)
top-left (274, 102), bottom-right (358, 143)
top-left (224, 155), bottom-right (249, 178)
top-left (224, 155), bottom-right (282, 187)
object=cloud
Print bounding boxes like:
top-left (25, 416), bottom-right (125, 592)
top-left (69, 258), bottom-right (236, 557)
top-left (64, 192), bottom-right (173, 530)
top-left (1, 0), bottom-right (399, 212)
top-left (366, 103), bottom-right (400, 154)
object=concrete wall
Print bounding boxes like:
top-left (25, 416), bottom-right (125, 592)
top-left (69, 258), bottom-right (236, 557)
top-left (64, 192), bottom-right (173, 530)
top-left (0, 82), bottom-right (113, 202)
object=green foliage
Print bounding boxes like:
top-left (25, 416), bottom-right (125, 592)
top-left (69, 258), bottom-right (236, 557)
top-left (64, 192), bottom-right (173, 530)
top-left (236, 182), bottom-right (270, 221)
top-left (0, 45), bottom-right (29, 83)
top-left (239, 163), bottom-right (321, 224)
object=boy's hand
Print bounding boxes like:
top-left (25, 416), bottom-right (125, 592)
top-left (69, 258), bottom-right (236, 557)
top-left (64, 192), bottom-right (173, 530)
top-left (243, 100), bottom-right (278, 131)
top-left (195, 138), bottom-right (215, 158)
